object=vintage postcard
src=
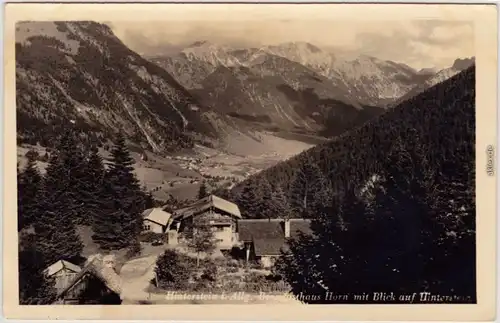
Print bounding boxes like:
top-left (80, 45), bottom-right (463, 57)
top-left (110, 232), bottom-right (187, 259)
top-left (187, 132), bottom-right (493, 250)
top-left (2, 2), bottom-right (498, 321)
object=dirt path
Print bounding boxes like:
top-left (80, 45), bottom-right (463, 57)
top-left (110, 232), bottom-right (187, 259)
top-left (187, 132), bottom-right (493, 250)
top-left (119, 255), bottom-right (159, 302)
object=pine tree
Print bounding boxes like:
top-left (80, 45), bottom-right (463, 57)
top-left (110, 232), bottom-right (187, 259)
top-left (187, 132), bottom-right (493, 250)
top-left (18, 150), bottom-right (42, 231)
top-left (256, 178), bottom-right (274, 218)
top-left (92, 132), bottom-right (146, 251)
top-left (79, 146), bottom-right (106, 226)
top-left (268, 185), bottom-right (291, 219)
top-left (237, 178), bottom-right (262, 218)
top-left (289, 160), bottom-right (332, 218)
top-left (34, 131), bottom-right (84, 266)
top-left (19, 234), bottom-right (57, 305)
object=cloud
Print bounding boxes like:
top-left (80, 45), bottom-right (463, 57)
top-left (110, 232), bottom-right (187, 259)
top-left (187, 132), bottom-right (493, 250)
top-left (352, 20), bottom-right (474, 69)
top-left (110, 19), bottom-right (474, 70)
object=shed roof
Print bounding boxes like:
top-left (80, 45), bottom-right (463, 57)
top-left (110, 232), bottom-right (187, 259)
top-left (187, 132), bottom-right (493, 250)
top-left (45, 260), bottom-right (82, 277)
top-left (173, 195), bottom-right (241, 220)
top-left (238, 219), bottom-right (284, 242)
top-left (289, 219), bottom-right (313, 238)
top-left (143, 208), bottom-right (172, 226)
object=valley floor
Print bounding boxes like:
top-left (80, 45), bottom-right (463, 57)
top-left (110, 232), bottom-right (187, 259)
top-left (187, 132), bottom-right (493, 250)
top-left (17, 130), bottom-right (317, 202)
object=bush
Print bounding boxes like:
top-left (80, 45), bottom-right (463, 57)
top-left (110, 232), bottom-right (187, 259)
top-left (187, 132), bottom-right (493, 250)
top-left (228, 259), bottom-right (240, 268)
top-left (25, 149), bottom-right (39, 160)
top-left (155, 250), bottom-right (195, 290)
top-left (138, 232), bottom-right (165, 243)
top-left (201, 261), bottom-right (218, 282)
top-left (126, 242), bottom-right (142, 259)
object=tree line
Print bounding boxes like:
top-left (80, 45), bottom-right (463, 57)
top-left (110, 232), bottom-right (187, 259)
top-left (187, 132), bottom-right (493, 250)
top-left (18, 130), bottom-right (154, 304)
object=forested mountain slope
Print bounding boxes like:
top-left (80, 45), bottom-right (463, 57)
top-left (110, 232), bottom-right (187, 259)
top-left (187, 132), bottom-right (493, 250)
top-left (231, 65), bottom-right (475, 219)
top-left (16, 21), bottom-right (221, 152)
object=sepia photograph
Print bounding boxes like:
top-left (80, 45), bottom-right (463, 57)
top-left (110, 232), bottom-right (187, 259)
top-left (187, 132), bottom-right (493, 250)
top-left (2, 2), bottom-right (498, 321)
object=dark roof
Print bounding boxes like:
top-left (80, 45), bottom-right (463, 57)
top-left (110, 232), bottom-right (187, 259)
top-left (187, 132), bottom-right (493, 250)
top-left (289, 219), bottom-right (313, 238)
top-left (238, 219), bottom-right (284, 242)
top-left (253, 238), bottom-right (286, 256)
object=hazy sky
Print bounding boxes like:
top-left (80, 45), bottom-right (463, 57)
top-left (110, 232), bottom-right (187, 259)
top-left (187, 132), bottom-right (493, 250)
top-left (110, 19), bottom-right (474, 70)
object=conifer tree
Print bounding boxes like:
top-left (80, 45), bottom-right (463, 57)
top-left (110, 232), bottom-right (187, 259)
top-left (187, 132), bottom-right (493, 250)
top-left (79, 146), bottom-right (106, 226)
top-left (289, 160), bottom-right (332, 218)
top-left (269, 185), bottom-right (291, 220)
top-left (18, 150), bottom-right (42, 231)
top-left (92, 132), bottom-right (146, 251)
top-left (237, 178), bottom-right (262, 218)
top-left (34, 131), bottom-right (84, 266)
top-left (256, 178), bottom-right (274, 218)
top-left (19, 234), bottom-right (57, 305)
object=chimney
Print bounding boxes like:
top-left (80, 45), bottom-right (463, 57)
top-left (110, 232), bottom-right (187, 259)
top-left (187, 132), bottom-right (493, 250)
top-left (284, 219), bottom-right (291, 238)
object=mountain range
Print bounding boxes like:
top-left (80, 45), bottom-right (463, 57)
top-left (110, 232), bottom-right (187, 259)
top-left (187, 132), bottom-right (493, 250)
top-left (16, 21), bottom-right (474, 155)
top-left (151, 40), bottom-right (474, 139)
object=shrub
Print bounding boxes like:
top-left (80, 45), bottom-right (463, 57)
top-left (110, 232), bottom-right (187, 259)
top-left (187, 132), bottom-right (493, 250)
top-left (201, 261), bottom-right (218, 282)
top-left (25, 149), bottom-right (39, 160)
top-left (228, 259), bottom-right (240, 268)
top-left (126, 242), bottom-right (142, 259)
top-left (155, 250), bottom-right (194, 290)
top-left (138, 232), bottom-right (165, 243)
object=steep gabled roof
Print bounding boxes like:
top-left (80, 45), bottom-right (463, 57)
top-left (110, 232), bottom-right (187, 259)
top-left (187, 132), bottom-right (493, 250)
top-left (142, 208), bottom-right (172, 226)
top-left (173, 194), bottom-right (241, 220)
top-left (45, 260), bottom-right (82, 277)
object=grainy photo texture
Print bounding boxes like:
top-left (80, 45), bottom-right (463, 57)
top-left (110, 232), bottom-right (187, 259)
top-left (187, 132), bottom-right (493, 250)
top-left (15, 14), bottom-right (478, 307)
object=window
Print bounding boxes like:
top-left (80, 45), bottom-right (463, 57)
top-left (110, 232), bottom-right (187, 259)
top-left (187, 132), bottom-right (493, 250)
top-left (143, 224), bottom-right (151, 231)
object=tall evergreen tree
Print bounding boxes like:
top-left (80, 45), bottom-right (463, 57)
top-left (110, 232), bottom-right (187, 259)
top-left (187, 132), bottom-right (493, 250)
top-left (92, 132), bottom-right (146, 251)
top-left (256, 178), bottom-right (274, 218)
top-left (237, 178), bottom-right (262, 218)
top-left (289, 160), bottom-right (332, 218)
top-left (18, 150), bottom-right (42, 231)
top-left (35, 131), bottom-right (84, 266)
top-left (19, 234), bottom-right (57, 305)
top-left (270, 185), bottom-right (291, 219)
top-left (79, 146), bottom-right (106, 226)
